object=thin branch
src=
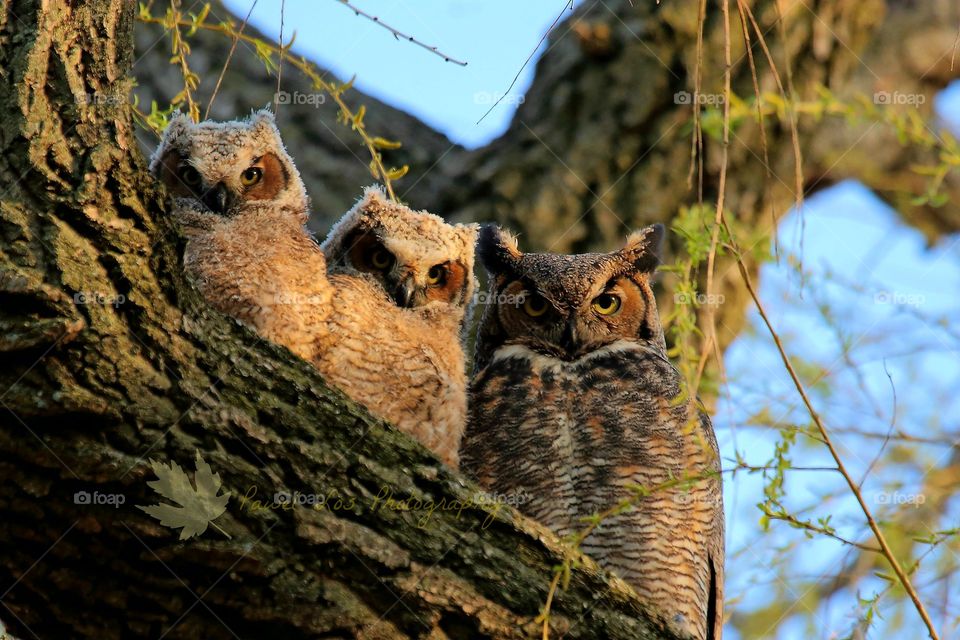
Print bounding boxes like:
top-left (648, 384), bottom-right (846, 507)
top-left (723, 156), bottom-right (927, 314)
top-left (334, 0), bottom-right (467, 66)
top-left (858, 361), bottom-right (898, 489)
top-left (728, 460), bottom-right (841, 474)
top-left (951, 22), bottom-right (959, 71)
top-left (688, 0), bottom-right (732, 405)
top-left (205, 0), bottom-right (258, 119)
top-left (728, 235), bottom-right (942, 640)
top-left (762, 509), bottom-right (882, 553)
top-left (273, 0), bottom-right (286, 114)
top-left (477, 0), bottom-right (573, 124)
top-left (734, 0), bottom-right (776, 258)
top-left (741, 0), bottom-right (805, 276)
top-left (686, 0), bottom-right (706, 196)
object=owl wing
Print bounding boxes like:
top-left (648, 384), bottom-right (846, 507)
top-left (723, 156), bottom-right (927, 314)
top-left (707, 542), bottom-right (724, 640)
top-left (698, 408), bottom-right (724, 640)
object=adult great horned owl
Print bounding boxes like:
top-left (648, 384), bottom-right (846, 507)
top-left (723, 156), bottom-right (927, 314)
top-left (149, 111), bottom-right (468, 467)
top-left (460, 225), bottom-right (724, 640)
top-left (321, 189), bottom-right (477, 318)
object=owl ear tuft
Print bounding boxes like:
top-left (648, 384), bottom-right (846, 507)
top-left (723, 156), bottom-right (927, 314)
top-left (249, 109), bottom-right (281, 140)
top-left (157, 112), bottom-right (192, 147)
top-left (360, 185), bottom-right (390, 208)
top-left (621, 223), bottom-right (665, 273)
top-left (150, 113), bottom-right (191, 175)
top-left (250, 108), bottom-right (276, 125)
top-left (456, 222), bottom-right (480, 247)
top-left (165, 111), bottom-right (192, 132)
top-left (477, 224), bottom-right (523, 275)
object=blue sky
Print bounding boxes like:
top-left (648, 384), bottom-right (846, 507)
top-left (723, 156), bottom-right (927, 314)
top-left (223, 2), bottom-right (960, 637)
top-left (221, 0), bottom-right (568, 147)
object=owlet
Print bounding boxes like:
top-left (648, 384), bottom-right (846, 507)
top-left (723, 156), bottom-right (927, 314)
top-left (321, 188), bottom-right (478, 332)
top-left (149, 111), bottom-right (469, 467)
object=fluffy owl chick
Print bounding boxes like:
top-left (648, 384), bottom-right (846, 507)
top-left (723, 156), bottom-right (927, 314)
top-left (321, 187), bottom-right (478, 323)
top-left (149, 112), bottom-right (467, 468)
top-left (461, 225), bottom-right (724, 640)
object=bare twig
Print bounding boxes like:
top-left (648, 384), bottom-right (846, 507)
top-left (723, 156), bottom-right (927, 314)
top-left (741, 1), bottom-right (804, 274)
top-left (205, 0), bottom-right (258, 119)
top-left (858, 361), bottom-right (898, 489)
top-left (734, 0), bottom-right (776, 258)
top-left (273, 0), bottom-right (286, 114)
top-left (688, 0), bottom-right (731, 405)
top-left (729, 238), bottom-right (942, 640)
top-left (951, 22), bottom-right (959, 71)
top-left (334, 0), bottom-right (467, 66)
top-left (761, 509), bottom-right (882, 553)
top-left (477, 0), bottom-right (573, 124)
top-left (686, 0), bottom-right (706, 196)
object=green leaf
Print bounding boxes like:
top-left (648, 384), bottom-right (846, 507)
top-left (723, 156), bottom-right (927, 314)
top-left (352, 104), bottom-right (366, 130)
top-left (386, 165), bottom-right (409, 180)
top-left (372, 136), bottom-right (403, 150)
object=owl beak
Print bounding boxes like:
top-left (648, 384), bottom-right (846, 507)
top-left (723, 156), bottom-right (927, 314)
top-left (202, 182), bottom-right (231, 215)
top-left (559, 320), bottom-right (579, 359)
top-left (393, 275), bottom-right (420, 308)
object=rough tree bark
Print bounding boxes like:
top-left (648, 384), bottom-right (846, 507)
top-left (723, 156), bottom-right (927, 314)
top-left (0, 2), bottom-right (677, 638)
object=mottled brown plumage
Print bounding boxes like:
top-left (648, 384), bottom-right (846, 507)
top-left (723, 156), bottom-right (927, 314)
top-left (149, 112), bottom-right (467, 467)
top-left (461, 224), bottom-right (724, 639)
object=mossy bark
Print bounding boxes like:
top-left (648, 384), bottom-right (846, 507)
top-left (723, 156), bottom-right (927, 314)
top-left (0, 1), bottom-right (676, 638)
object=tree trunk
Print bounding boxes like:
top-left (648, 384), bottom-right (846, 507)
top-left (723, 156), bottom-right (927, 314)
top-left (0, 2), bottom-right (675, 638)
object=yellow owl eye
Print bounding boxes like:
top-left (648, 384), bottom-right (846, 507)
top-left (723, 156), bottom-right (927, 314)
top-left (178, 166), bottom-right (202, 188)
top-left (370, 248), bottom-right (393, 270)
top-left (240, 167), bottom-right (262, 187)
top-left (592, 293), bottom-right (621, 315)
top-left (522, 294), bottom-right (550, 318)
top-left (427, 264), bottom-right (446, 285)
